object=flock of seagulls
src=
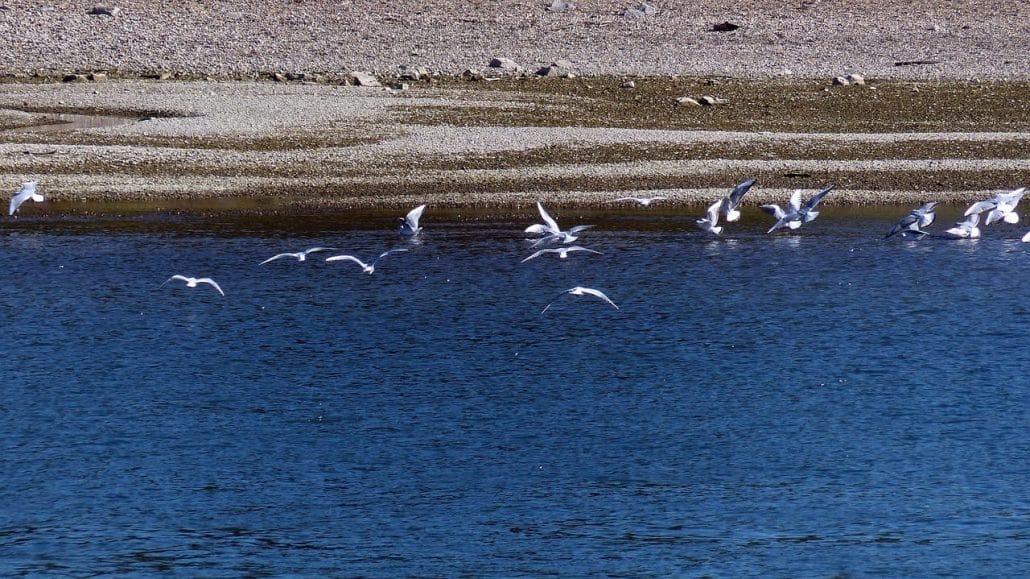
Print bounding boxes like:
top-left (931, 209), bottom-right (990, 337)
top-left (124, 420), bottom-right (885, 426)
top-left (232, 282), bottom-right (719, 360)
top-left (6, 180), bottom-right (1029, 309)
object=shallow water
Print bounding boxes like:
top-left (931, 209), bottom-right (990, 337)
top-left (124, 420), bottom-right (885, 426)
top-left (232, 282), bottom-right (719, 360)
top-left (1, 209), bottom-right (1027, 576)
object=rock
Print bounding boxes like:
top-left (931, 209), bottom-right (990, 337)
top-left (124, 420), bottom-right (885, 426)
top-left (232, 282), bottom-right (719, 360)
top-left (698, 95), bottom-right (727, 106)
top-left (546, 0), bottom-right (575, 12)
top-left (389, 82), bottom-right (410, 91)
top-left (675, 97), bottom-right (701, 107)
top-left (87, 6), bottom-right (119, 16)
top-left (489, 57), bottom-right (520, 70)
top-left (158, 71), bottom-right (173, 80)
top-left (349, 72), bottom-right (380, 86)
top-left (398, 65), bottom-right (430, 81)
top-left (625, 3), bottom-right (656, 17)
top-left (62, 74), bottom-right (88, 83)
top-left (461, 69), bottom-right (485, 81)
top-left (537, 62), bottom-right (574, 78)
top-left (832, 76), bottom-right (850, 86)
top-left (87, 72), bottom-right (107, 82)
top-left (285, 72), bottom-right (307, 81)
top-left (846, 73), bottom-right (866, 85)
top-left (711, 21), bottom-right (740, 32)
top-left (273, 73), bottom-right (289, 82)
top-left (621, 80), bottom-right (636, 89)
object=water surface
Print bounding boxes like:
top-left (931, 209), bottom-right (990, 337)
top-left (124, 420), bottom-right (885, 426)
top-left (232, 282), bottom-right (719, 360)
top-left (1, 209), bottom-right (1027, 576)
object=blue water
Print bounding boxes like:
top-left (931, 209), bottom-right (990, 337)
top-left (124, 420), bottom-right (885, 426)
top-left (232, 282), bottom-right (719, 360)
top-left (1, 208), bottom-right (1028, 576)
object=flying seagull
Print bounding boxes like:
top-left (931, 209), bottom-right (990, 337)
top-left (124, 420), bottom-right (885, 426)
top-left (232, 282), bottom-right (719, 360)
top-left (525, 202), bottom-right (594, 246)
top-left (944, 211), bottom-right (982, 239)
top-left (719, 178), bottom-right (757, 222)
top-left (325, 248), bottom-right (409, 274)
top-left (259, 247), bottom-right (339, 265)
top-left (521, 245), bottom-right (602, 263)
top-left (614, 195), bottom-right (669, 207)
top-left (694, 199), bottom-right (724, 235)
top-left (9, 181), bottom-right (44, 216)
top-left (965, 187), bottom-right (1025, 226)
top-left (885, 201), bottom-right (939, 239)
top-left (399, 204), bottom-right (426, 236)
top-left (541, 286), bottom-right (619, 314)
top-left (762, 185), bottom-right (834, 233)
top-left (160, 275), bottom-right (225, 296)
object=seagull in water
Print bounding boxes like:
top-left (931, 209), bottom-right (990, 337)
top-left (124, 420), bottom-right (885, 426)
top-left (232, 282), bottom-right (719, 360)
top-left (541, 286), bottom-right (619, 314)
top-left (325, 248), bottom-right (408, 274)
top-left (521, 245), bottom-right (602, 263)
top-left (964, 187), bottom-right (1025, 226)
top-left (259, 247), bottom-right (339, 265)
top-left (399, 204), bottom-right (426, 237)
top-left (525, 202), bottom-right (594, 247)
top-left (718, 178), bottom-right (757, 222)
top-left (9, 181), bottom-right (44, 216)
top-left (884, 201), bottom-right (940, 239)
top-left (944, 211), bottom-right (982, 239)
top-left (762, 185), bottom-right (834, 233)
top-left (694, 200), bottom-right (724, 235)
top-left (614, 195), bottom-right (668, 207)
top-left (160, 275), bottom-right (225, 296)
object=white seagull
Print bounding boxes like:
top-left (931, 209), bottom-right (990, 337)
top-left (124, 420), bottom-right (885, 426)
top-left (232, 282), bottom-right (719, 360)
top-left (762, 185), bottom-right (834, 233)
top-left (399, 204), bottom-right (426, 236)
top-left (160, 275), bottom-right (225, 296)
top-left (259, 247), bottom-right (339, 265)
top-left (1022, 231), bottom-right (1030, 242)
top-left (694, 199), bottom-right (724, 235)
top-left (525, 202), bottom-right (594, 247)
top-left (9, 181), bottom-right (44, 216)
top-left (944, 212), bottom-right (982, 239)
top-left (885, 201), bottom-right (940, 239)
top-left (541, 286), bottom-right (619, 314)
top-left (325, 248), bottom-right (409, 274)
top-left (614, 195), bottom-right (668, 207)
top-left (965, 187), bottom-right (1025, 226)
top-left (521, 245), bottom-right (602, 263)
top-left (719, 178), bottom-right (757, 222)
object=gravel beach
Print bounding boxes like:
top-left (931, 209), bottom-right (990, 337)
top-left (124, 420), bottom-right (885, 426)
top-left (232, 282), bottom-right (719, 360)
top-left (0, 1), bottom-right (1027, 210)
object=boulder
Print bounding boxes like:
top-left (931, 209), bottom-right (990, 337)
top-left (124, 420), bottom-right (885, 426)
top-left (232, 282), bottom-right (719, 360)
top-left (349, 72), bottom-right (380, 87)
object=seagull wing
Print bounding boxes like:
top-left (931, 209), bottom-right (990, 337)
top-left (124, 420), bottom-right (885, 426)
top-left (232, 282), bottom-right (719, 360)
top-left (885, 214), bottom-right (918, 239)
top-left (160, 274), bottom-right (190, 288)
top-left (302, 247), bottom-right (339, 255)
top-left (613, 197), bottom-right (642, 203)
top-left (404, 204), bottom-right (427, 230)
top-left (1022, 231), bottom-right (1030, 243)
top-left (727, 178), bottom-right (757, 206)
top-left (760, 203), bottom-right (785, 219)
top-left (372, 248), bottom-right (409, 266)
top-left (787, 190), bottom-right (803, 213)
top-left (325, 254), bottom-right (369, 269)
top-left (541, 288), bottom-right (574, 314)
top-left (566, 224), bottom-right (595, 235)
top-left (520, 249), bottom-right (556, 263)
top-left (564, 246), bottom-right (602, 255)
top-left (964, 200), bottom-right (996, 216)
top-left (260, 253), bottom-right (296, 265)
top-left (705, 200), bottom-right (721, 226)
top-left (577, 287), bottom-right (620, 310)
top-left (803, 185), bottom-right (834, 211)
top-left (524, 223), bottom-right (551, 235)
top-left (196, 278), bottom-right (225, 296)
top-left (537, 202), bottom-right (561, 233)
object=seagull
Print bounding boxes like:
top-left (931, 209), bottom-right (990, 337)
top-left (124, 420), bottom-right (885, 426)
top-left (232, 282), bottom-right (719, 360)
top-left (521, 245), bottom-right (602, 263)
top-left (965, 187), bottom-right (1025, 226)
top-left (325, 248), bottom-right (408, 274)
top-left (9, 181), bottom-right (44, 216)
top-left (160, 275), bottom-right (225, 296)
top-left (525, 202), bottom-right (594, 246)
top-left (719, 178), bottom-right (757, 222)
top-left (944, 211), bottom-right (982, 239)
top-left (259, 247), bottom-right (339, 265)
top-left (541, 286), bottom-right (619, 314)
top-left (614, 195), bottom-right (668, 207)
top-left (884, 201), bottom-right (940, 239)
top-left (762, 185), bottom-right (834, 233)
top-left (399, 204), bottom-right (426, 236)
top-left (694, 199), bottom-right (723, 235)
top-left (1022, 231), bottom-right (1030, 242)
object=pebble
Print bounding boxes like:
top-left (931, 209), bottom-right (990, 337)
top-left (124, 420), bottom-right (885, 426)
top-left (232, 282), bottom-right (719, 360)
top-left (349, 72), bottom-right (381, 86)
top-left (698, 95), bottom-right (727, 106)
top-left (621, 80), bottom-right (636, 89)
top-left (846, 73), bottom-right (866, 85)
top-left (87, 6), bottom-right (119, 16)
top-left (625, 3), bottom-right (656, 17)
top-left (832, 76), bottom-right (850, 86)
top-left (489, 57), bottom-right (520, 70)
top-left (546, 0), bottom-right (575, 12)
top-left (675, 96), bottom-right (701, 107)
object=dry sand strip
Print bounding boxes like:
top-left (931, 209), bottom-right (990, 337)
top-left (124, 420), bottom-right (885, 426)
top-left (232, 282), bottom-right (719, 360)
top-left (0, 79), bottom-right (1027, 208)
